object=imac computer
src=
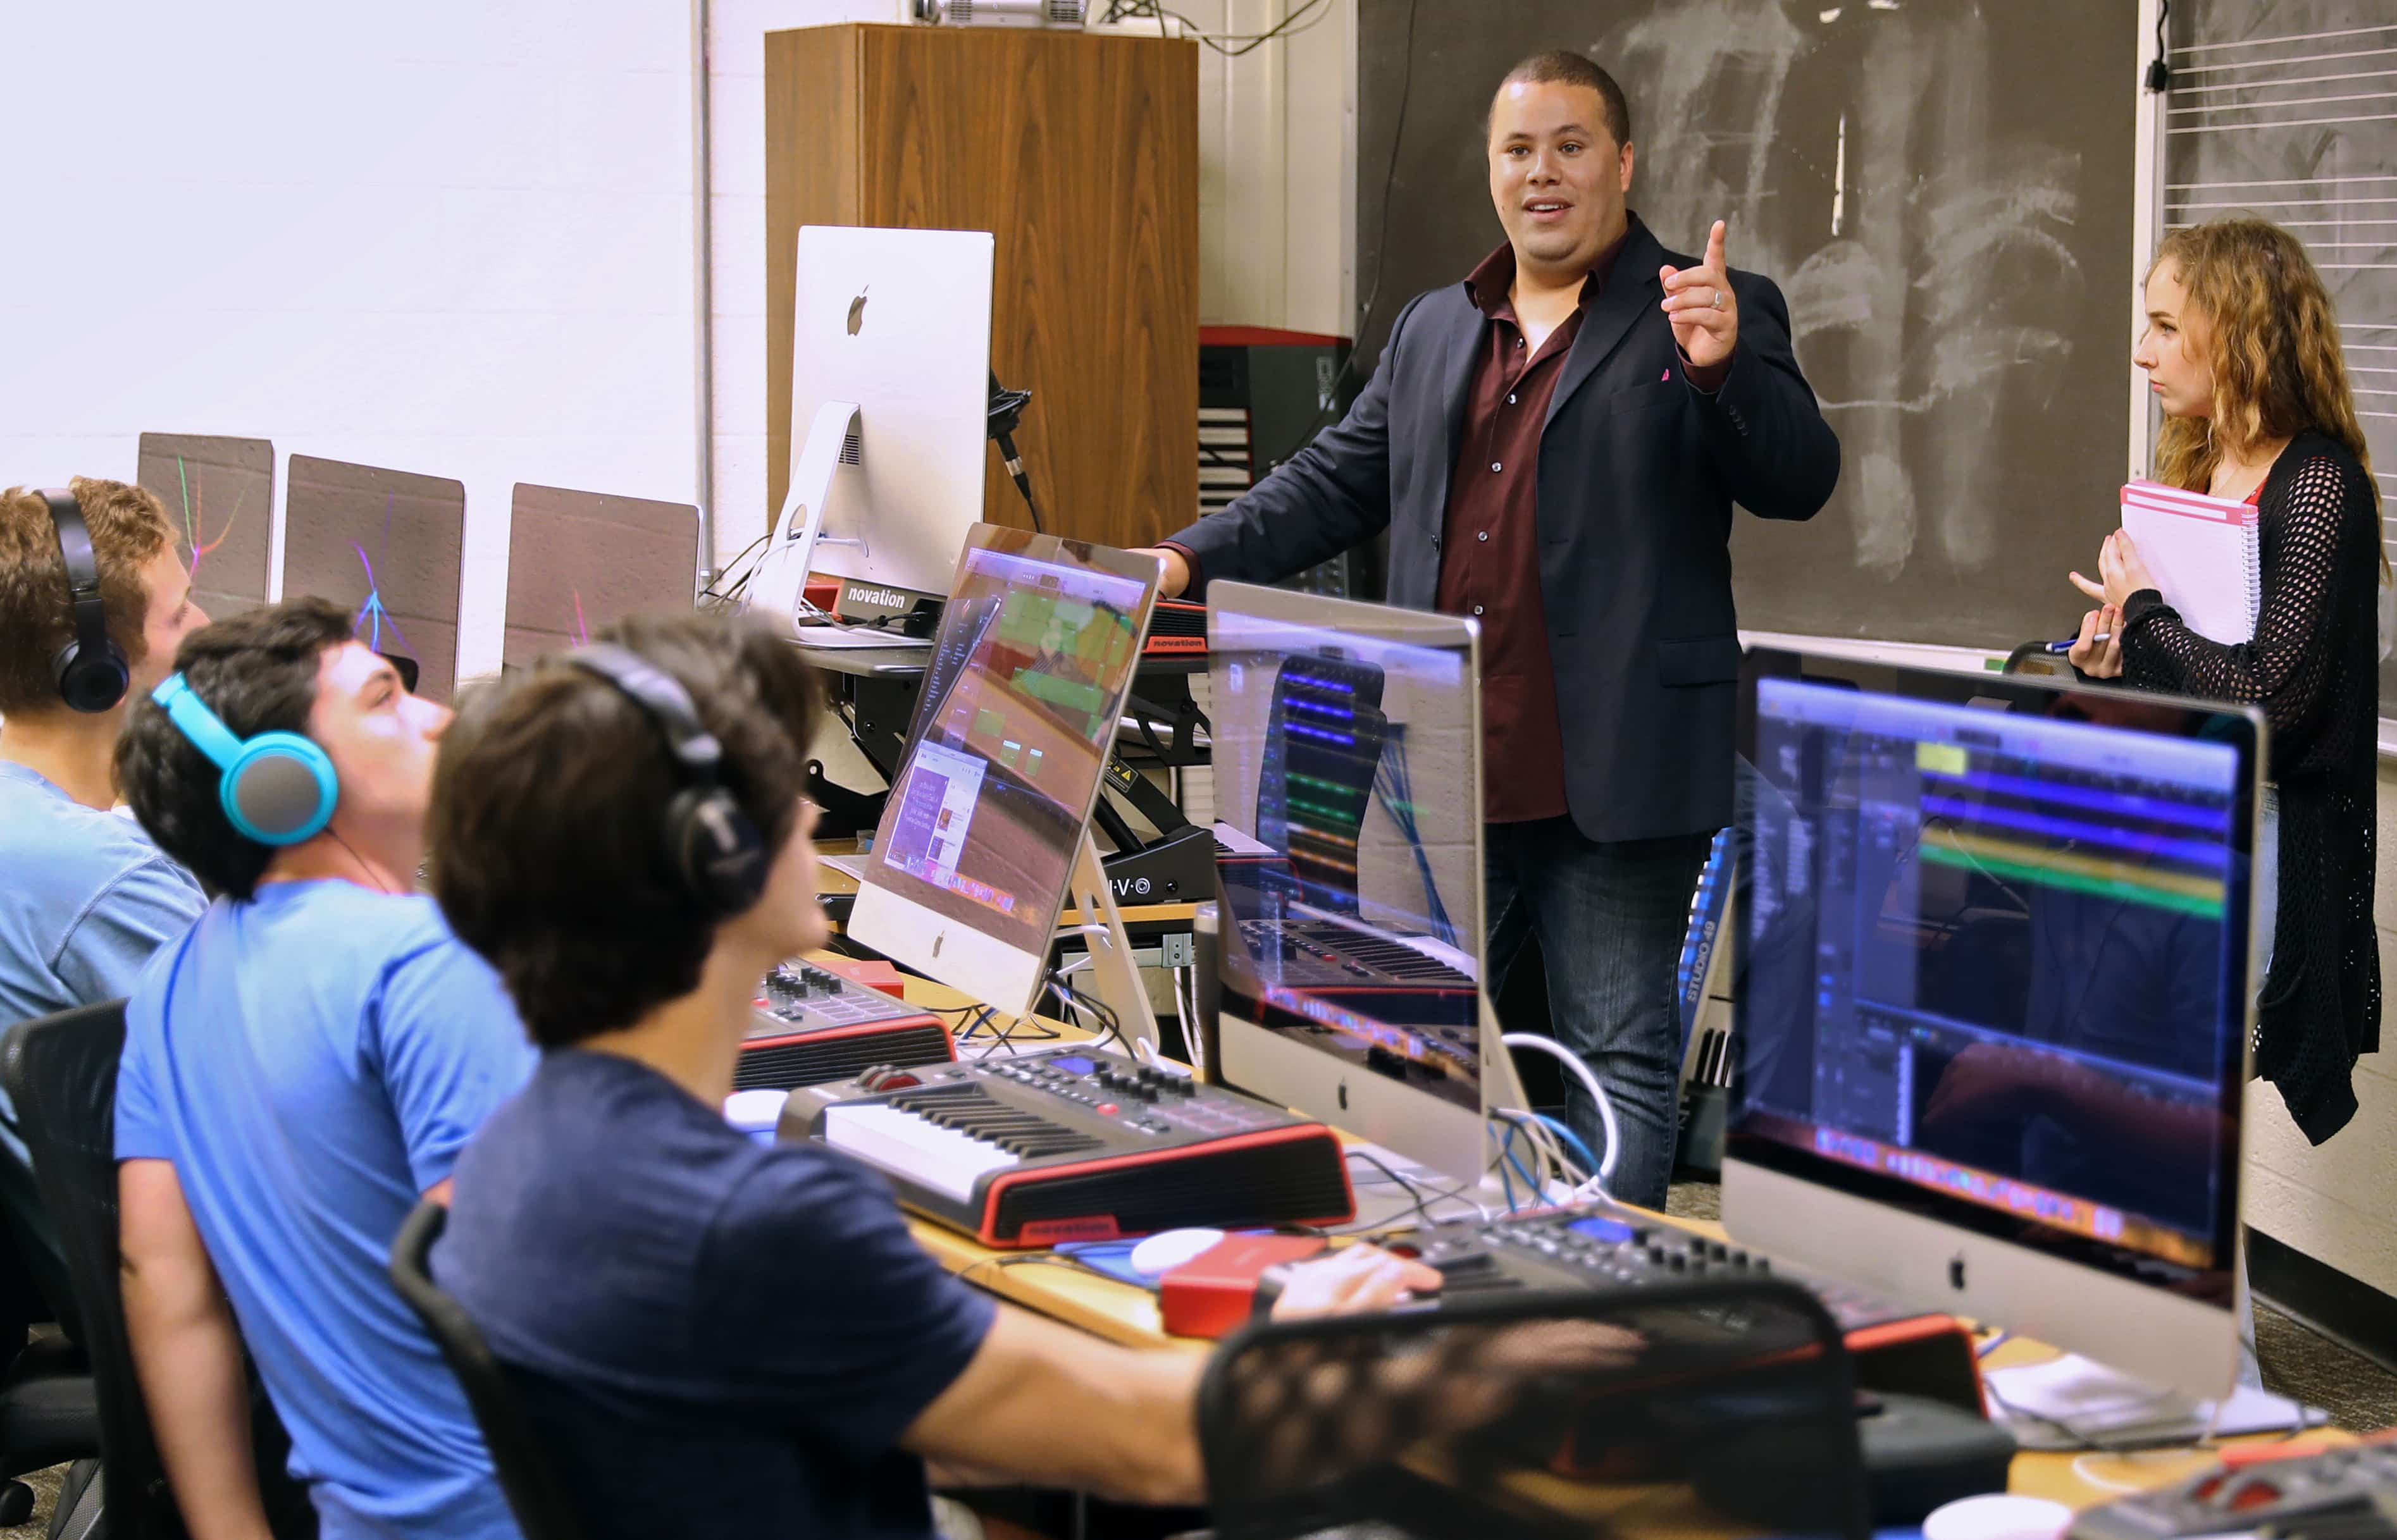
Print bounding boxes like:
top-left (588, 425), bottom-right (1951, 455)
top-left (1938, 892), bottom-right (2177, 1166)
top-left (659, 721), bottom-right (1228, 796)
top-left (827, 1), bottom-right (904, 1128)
top-left (282, 454), bottom-right (467, 702)
top-left (743, 225), bottom-right (995, 640)
top-left (137, 433), bottom-right (275, 621)
top-left (848, 524), bottom-right (1163, 1029)
top-left (1205, 582), bottom-right (1528, 1189)
top-left (1725, 648), bottom-right (2263, 1402)
top-left (501, 482), bottom-right (702, 670)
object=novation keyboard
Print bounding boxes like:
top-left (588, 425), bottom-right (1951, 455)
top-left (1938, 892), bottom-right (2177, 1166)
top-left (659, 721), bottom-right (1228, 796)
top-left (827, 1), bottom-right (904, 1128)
top-left (1392, 1203), bottom-right (1985, 1410)
top-left (783, 1046), bottom-right (1354, 1247)
top-left (735, 961), bottom-right (955, 1092)
top-left (1143, 599), bottom-right (1207, 656)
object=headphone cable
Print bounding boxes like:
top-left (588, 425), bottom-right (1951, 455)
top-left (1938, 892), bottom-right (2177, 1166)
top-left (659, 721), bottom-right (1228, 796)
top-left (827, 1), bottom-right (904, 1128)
top-left (326, 825), bottom-right (395, 896)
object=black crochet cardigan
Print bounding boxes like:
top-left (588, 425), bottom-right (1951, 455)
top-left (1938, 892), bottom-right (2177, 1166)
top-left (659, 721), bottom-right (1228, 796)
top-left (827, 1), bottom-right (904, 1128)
top-left (2119, 431), bottom-right (2382, 1142)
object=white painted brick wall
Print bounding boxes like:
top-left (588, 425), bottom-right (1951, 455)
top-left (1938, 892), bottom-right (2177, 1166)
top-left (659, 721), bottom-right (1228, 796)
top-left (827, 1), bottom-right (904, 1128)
top-left (0, 0), bottom-right (702, 683)
top-left (704, 0), bottom-right (904, 573)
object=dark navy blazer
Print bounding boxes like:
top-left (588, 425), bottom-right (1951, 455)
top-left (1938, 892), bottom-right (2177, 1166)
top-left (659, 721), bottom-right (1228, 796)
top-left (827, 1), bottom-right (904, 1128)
top-left (1167, 214), bottom-right (1840, 842)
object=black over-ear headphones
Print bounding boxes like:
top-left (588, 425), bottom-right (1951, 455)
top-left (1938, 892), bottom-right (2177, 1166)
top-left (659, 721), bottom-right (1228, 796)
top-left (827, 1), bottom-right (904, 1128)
top-left (39, 488), bottom-right (131, 713)
top-left (566, 644), bottom-right (769, 916)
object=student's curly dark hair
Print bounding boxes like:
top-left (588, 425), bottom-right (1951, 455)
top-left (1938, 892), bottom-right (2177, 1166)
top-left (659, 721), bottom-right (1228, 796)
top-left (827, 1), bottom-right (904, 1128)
top-left (428, 612), bottom-right (821, 1049)
top-left (115, 598), bottom-right (354, 900)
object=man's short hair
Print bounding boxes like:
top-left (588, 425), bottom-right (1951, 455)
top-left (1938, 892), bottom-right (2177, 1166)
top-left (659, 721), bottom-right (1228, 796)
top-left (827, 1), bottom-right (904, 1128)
top-left (1490, 49), bottom-right (1632, 149)
top-left (428, 612), bottom-right (823, 1051)
top-left (116, 598), bottom-right (354, 901)
top-left (0, 477), bottom-right (175, 715)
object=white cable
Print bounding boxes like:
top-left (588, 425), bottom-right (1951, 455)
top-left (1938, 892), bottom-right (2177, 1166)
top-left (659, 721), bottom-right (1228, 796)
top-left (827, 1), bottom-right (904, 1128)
top-left (1500, 1032), bottom-right (1620, 1188)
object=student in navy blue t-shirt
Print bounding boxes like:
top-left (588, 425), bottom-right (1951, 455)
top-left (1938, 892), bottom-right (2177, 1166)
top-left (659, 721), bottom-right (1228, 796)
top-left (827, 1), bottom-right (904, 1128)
top-left (114, 598), bottom-right (536, 1540)
top-left (428, 614), bottom-right (1437, 1540)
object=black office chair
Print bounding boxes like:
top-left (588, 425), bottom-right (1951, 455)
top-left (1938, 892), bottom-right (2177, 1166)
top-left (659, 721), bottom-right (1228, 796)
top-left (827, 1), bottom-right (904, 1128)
top-left (0, 1008), bottom-right (110, 1533)
top-left (1196, 1276), bottom-right (1871, 1540)
top-left (4, 1001), bottom-right (315, 1540)
top-left (388, 1200), bottom-right (587, 1540)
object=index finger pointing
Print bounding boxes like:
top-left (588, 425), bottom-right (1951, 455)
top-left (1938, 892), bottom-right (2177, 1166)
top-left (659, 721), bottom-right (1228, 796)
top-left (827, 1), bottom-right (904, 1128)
top-left (1706, 218), bottom-right (1727, 271)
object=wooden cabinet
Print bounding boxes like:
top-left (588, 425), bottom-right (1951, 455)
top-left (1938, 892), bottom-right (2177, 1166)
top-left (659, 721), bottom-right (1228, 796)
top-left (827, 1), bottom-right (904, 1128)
top-left (765, 23), bottom-right (1199, 554)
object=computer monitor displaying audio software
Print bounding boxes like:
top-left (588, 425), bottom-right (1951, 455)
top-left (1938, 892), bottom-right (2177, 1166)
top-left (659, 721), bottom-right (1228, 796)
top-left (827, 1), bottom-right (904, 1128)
top-left (848, 525), bottom-right (1161, 1021)
top-left (1725, 648), bottom-right (2263, 1401)
top-left (1205, 583), bottom-right (1492, 1186)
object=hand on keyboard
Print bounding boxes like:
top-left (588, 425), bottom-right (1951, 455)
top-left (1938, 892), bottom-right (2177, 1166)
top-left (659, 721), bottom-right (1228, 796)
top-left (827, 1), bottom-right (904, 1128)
top-left (1267, 1244), bottom-right (1445, 1320)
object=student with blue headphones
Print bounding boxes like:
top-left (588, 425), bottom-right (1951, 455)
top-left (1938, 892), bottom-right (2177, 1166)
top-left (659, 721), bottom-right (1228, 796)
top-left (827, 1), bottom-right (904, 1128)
top-left (111, 596), bottom-right (535, 1540)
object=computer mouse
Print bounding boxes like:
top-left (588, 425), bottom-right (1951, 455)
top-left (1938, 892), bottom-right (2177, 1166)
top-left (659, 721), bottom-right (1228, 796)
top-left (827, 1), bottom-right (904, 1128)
top-left (1922, 1494), bottom-right (2071, 1540)
top-left (1129, 1227), bottom-right (1227, 1276)
top-left (722, 1088), bottom-right (791, 1136)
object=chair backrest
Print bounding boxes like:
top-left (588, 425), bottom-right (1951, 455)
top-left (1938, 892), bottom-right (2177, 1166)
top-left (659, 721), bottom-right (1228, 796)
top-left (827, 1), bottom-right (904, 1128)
top-left (1, 1002), bottom-right (316, 1540)
top-left (1197, 1275), bottom-right (1872, 1540)
top-left (388, 1200), bottom-right (588, 1540)
top-left (0, 1012), bottom-right (87, 1343)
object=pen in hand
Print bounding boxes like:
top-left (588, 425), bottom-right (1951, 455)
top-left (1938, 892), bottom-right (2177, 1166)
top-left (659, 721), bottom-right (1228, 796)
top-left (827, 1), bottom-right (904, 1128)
top-left (2045, 633), bottom-right (2112, 655)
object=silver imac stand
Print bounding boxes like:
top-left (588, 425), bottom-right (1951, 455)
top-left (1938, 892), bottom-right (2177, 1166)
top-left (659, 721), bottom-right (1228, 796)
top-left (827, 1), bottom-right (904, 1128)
top-left (1058, 827), bottom-right (1161, 1059)
top-left (745, 398), bottom-right (863, 628)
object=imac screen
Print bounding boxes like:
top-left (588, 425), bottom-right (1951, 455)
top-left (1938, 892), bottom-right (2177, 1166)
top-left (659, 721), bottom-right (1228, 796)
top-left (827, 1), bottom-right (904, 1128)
top-left (1210, 611), bottom-right (1482, 1114)
top-left (1733, 674), bottom-right (2253, 1272)
top-left (869, 539), bottom-right (1152, 956)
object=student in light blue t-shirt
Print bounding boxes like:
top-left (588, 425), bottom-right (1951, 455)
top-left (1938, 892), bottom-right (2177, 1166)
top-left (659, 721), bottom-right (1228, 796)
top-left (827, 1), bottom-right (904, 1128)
top-left (0, 478), bottom-right (211, 1114)
top-left (0, 477), bottom-right (211, 1345)
top-left (115, 596), bottom-right (535, 1540)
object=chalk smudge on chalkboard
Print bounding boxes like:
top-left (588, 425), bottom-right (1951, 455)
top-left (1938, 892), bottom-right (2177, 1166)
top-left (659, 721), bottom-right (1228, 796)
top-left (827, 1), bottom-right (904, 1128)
top-left (1601, 1), bottom-right (2083, 576)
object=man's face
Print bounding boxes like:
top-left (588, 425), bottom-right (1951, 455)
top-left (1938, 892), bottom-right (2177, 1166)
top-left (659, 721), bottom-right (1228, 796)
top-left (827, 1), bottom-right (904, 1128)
top-left (306, 641), bottom-right (451, 834)
top-left (131, 544), bottom-right (207, 696)
top-left (1487, 80), bottom-right (1633, 276)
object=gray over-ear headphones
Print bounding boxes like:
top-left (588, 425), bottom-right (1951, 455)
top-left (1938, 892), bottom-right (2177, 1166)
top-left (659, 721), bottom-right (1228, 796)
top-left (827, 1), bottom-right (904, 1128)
top-left (567, 644), bottom-right (770, 916)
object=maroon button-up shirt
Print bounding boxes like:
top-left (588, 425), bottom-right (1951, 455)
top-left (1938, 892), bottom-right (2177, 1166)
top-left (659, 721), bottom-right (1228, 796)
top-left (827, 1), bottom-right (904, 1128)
top-left (1435, 237), bottom-right (1625, 823)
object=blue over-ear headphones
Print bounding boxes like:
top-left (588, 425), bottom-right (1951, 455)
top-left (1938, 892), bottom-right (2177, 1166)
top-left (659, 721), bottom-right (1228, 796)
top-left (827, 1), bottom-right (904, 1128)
top-left (151, 673), bottom-right (340, 846)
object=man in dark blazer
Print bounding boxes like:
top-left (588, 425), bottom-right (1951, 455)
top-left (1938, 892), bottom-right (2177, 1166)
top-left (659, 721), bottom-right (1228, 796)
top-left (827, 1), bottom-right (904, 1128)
top-left (1142, 50), bottom-right (1838, 1207)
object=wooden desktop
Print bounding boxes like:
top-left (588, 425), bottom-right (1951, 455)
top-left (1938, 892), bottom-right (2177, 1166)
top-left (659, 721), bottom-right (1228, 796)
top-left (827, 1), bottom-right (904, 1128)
top-left (817, 957), bottom-right (2331, 1513)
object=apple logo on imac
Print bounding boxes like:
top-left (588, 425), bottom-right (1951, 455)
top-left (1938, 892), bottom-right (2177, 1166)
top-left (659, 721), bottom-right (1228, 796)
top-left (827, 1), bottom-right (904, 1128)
top-left (846, 288), bottom-right (869, 336)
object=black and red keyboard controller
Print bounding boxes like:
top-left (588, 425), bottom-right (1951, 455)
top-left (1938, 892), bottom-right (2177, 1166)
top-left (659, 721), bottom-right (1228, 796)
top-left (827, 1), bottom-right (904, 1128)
top-left (781, 1046), bottom-right (1354, 1248)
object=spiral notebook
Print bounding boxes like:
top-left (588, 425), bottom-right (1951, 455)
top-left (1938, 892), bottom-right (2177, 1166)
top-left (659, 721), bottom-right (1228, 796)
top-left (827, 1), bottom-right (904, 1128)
top-left (2119, 480), bottom-right (2263, 645)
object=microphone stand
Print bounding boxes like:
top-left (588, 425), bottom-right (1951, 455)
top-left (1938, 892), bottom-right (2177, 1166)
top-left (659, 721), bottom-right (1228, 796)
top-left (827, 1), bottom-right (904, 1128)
top-left (987, 371), bottom-right (1044, 533)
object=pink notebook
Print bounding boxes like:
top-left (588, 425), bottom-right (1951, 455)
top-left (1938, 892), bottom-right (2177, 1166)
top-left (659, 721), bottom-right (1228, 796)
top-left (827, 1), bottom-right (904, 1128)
top-left (2119, 480), bottom-right (2262, 645)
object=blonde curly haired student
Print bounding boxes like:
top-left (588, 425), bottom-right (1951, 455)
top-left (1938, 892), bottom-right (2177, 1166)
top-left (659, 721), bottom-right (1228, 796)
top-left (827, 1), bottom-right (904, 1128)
top-left (2068, 217), bottom-right (2387, 1142)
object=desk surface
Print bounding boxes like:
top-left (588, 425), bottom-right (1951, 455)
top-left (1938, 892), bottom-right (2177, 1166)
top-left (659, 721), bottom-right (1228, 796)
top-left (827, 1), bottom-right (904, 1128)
top-left (846, 962), bottom-right (2305, 1513)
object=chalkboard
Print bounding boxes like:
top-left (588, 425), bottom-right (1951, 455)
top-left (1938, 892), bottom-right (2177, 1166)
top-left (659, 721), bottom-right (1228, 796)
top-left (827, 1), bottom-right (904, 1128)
top-left (1355, 0), bottom-right (2138, 651)
top-left (2158, 1), bottom-right (2397, 715)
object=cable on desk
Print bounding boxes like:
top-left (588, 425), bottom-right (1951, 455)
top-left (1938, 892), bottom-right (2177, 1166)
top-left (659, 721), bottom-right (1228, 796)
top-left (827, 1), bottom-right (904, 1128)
top-left (1345, 1147), bottom-right (1435, 1228)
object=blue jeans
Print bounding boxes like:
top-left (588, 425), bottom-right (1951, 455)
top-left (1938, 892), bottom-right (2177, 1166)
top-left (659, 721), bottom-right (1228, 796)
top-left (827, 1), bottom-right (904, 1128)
top-left (1486, 818), bottom-right (1713, 1209)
